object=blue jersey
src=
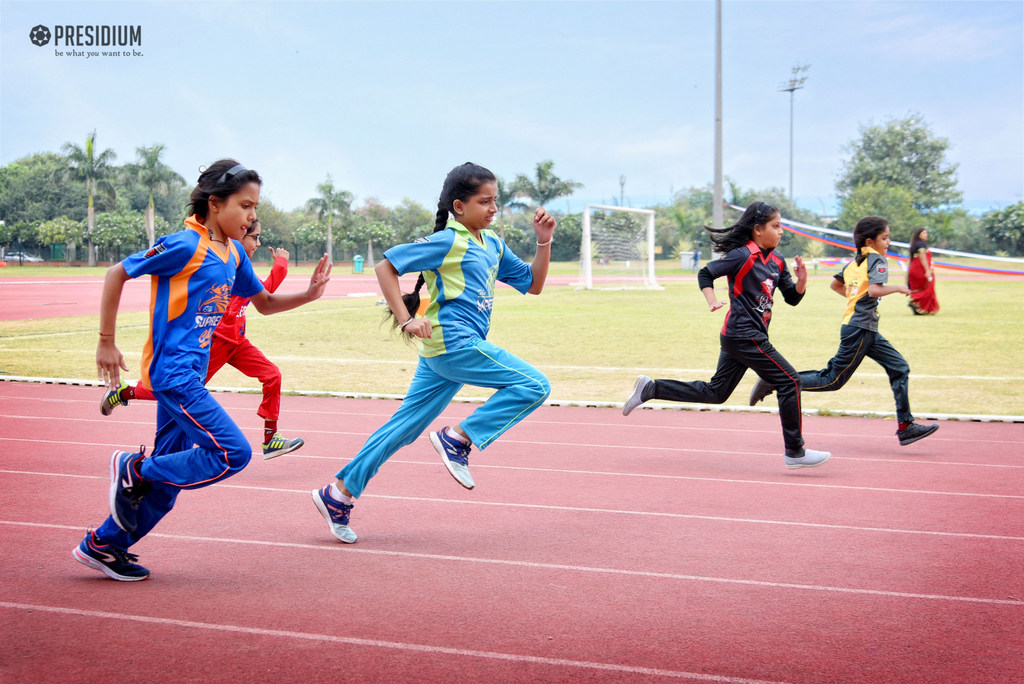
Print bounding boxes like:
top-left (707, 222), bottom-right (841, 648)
top-left (384, 219), bottom-right (534, 357)
top-left (122, 215), bottom-right (264, 390)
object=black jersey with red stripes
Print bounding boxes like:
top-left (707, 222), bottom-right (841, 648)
top-left (697, 241), bottom-right (803, 336)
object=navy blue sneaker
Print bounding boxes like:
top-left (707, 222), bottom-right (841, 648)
top-left (109, 449), bottom-right (150, 533)
top-left (430, 427), bottom-right (474, 489)
top-left (72, 530), bottom-right (149, 581)
top-left (311, 486), bottom-right (357, 543)
top-left (897, 422), bottom-right (939, 446)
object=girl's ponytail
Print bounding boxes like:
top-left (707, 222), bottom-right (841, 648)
top-left (853, 216), bottom-right (888, 265)
top-left (387, 203), bottom-right (450, 336)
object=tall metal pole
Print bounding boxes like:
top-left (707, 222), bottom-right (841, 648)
top-left (712, 0), bottom-right (723, 233)
top-left (779, 64), bottom-right (809, 203)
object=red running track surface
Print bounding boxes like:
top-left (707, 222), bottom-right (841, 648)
top-left (1, 381), bottom-right (1021, 682)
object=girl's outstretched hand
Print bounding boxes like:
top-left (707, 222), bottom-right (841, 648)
top-left (271, 246), bottom-right (289, 261)
top-left (306, 253), bottom-right (332, 300)
top-left (404, 317), bottom-right (433, 339)
top-left (793, 255), bottom-right (807, 283)
top-left (532, 207), bottom-right (556, 243)
top-left (96, 340), bottom-right (129, 388)
top-left (708, 299), bottom-right (726, 312)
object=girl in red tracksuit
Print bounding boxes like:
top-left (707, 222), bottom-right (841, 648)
top-left (100, 219), bottom-right (304, 459)
top-left (622, 201), bottom-right (831, 469)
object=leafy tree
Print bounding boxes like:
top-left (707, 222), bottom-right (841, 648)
top-left (0, 153), bottom-right (87, 225)
top-left (58, 130), bottom-right (118, 266)
top-left (124, 144), bottom-right (185, 247)
top-left (982, 202), bottom-right (1024, 256)
top-left (836, 114), bottom-right (962, 212)
top-left (304, 176), bottom-right (353, 261)
top-left (390, 198), bottom-right (433, 245)
top-left (495, 176), bottom-right (528, 239)
top-left (514, 160), bottom-right (583, 207)
top-left (349, 220), bottom-right (395, 267)
top-left (37, 216), bottom-right (85, 263)
top-left (836, 181), bottom-right (920, 242)
top-left (293, 220), bottom-right (329, 258)
top-left (92, 211), bottom-right (148, 261)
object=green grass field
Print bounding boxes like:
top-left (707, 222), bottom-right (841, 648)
top-left (1, 264), bottom-right (1022, 418)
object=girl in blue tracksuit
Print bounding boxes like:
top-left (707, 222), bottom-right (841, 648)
top-left (622, 201), bottom-right (830, 469)
top-left (74, 159), bottom-right (332, 581)
top-left (312, 162), bottom-right (556, 543)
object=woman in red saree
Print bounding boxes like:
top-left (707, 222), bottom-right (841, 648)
top-left (907, 227), bottom-right (939, 314)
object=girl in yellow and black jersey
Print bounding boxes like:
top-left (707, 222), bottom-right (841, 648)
top-left (750, 216), bottom-right (938, 447)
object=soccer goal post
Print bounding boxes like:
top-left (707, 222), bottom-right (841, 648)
top-left (579, 204), bottom-right (660, 290)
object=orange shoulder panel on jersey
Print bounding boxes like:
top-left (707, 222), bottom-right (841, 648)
top-left (166, 243), bottom-right (210, 321)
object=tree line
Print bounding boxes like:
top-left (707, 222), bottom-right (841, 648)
top-left (1, 116), bottom-right (1022, 266)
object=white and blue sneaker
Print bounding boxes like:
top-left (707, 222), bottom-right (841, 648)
top-left (72, 530), bottom-right (149, 581)
top-left (311, 485), bottom-right (357, 543)
top-left (109, 449), bottom-right (150, 533)
top-left (430, 427), bottom-right (475, 489)
top-left (783, 448), bottom-right (831, 469)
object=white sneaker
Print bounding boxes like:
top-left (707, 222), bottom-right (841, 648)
top-left (784, 449), bottom-right (831, 469)
top-left (430, 428), bottom-right (475, 489)
top-left (623, 375), bottom-right (653, 416)
top-left (311, 486), bottom-right (357, 543)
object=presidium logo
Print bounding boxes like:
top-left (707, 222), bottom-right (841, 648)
top-left (29, 23), bottom-right (143, 58)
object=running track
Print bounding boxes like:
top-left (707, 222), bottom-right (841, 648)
top-left (1, 381), bottom-right (1021, 682)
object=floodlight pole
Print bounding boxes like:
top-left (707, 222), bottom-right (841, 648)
top-left (712, 0), bottom-right (723, 233)
top-left (780, 64), bottom-right (809, 202)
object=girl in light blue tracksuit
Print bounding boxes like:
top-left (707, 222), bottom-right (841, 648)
top-left (312, 162), bottom-right (556, 543)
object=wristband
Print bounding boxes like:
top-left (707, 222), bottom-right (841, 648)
top-left (99, 332), bottom-right (114, 337)
top-left (399, 317), bottom-right (415, 330)
top-left (536, 238), bottom-right (553, 247)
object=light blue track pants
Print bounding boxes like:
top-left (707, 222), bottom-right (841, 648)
top-left (338, 339), bottom-right (550, 497)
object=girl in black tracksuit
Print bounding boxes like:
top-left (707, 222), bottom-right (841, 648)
top-left (623, 201), bottom-right (830, 469)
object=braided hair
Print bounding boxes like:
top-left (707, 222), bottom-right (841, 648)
top-left (705, 201), bottom-right (779, 254)
top-left (388, 162), bottom-right (497, 336)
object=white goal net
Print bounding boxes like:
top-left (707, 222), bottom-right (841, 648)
top-left (579, 204), bottom-right (660, 289)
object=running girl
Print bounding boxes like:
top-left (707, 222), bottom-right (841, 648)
top-left (74, 160), bottom-right (331, 581)
top-left (623, 201), bottom-right (830, 469)
top-left (312, 162), bottom-right (555, 543)
top-left (749, 216), bottom-right (938, 446)
top-left (99, 219), bottom-right (305, 459)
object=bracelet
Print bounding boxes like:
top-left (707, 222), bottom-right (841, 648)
top-left (399, 317), bottom-right (415, 330)
top-left (99, 332), bottom-right (114, 337)
top-left (536, 238), bottom-right (553, 247)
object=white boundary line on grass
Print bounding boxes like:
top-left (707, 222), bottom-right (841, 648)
top-left (2, 375), bottom-right (1022, 424)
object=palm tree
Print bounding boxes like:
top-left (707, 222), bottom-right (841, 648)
top-left (126, 144), bottom-right (185, 247)
top-left (59, 130), bottom-right (117, 266)
top-left (514, 160), bottom-right (583, 208)
top-left (495, 177), bottom-right (528, 240)
top-left (304, 176), bottom-right (353, 261)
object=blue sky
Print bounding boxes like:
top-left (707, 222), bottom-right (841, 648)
top-left (2, 0), bottom-right (1021, 217)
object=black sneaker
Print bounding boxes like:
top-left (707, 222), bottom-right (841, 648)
top-left (72, 530), bottom-right (149, 581)
top-left (897, 422), bottom-right (939, 446)
top-left (109, 449), bottom-right (151, 532)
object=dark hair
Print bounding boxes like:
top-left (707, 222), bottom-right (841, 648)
top-left (909, 226), bottom-right (928, 246)
top-left (705, 201), bottom-right (779, 253)
top-left (388, 162), bottom-right (497, 336)
top-left (245, 218), bottom-right (260, 235)
top-left (853, 216), bottom-right (889, 265)
top-left (188, 159), bottom-right (262, 219)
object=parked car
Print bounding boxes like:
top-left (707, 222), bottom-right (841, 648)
top-left (2, 252), bottom-right (44, 262)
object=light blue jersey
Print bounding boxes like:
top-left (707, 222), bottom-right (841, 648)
top-left (384, 219), bottom-right (534, 357)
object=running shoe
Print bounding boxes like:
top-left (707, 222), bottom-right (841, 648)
top-left (430, 428), bottom-right (475, 489)
top-left (263, 433), bottom-right (304, 460)
top-left (100, 381), bottom-right (130, 416)
top-left (109, 450), bottom-right (150, 533)
top-left (623, 375), bottom-right (653, 416)
top-left (897, 422), bottom-right (939, 446)
top-left (311, 486), bottom-right (357, 543)
top-left (72, 530), bottom-right (149, 581)
top-left (783, 448), bottom-right (831, 469)
top-left (749, 377), bottom-right (774, 406)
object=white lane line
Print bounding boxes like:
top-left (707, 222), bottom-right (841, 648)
top-left (7, 522), bottom-right (1023, 606)
top-left (0, 600), bottom-right (787, 683)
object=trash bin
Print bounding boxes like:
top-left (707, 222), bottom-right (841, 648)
top-left (353, 255), bottom-right (364, 273)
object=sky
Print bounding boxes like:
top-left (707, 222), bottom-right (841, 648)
top-left (2, 0), bottom-right (1022, 217)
